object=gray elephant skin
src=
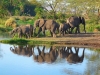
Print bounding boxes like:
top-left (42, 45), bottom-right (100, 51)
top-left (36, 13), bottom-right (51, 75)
top-left (67, 16), bottom-right (86, 34)
top-left (34, 19), bottom-right (59, 37)
top-left (66, 47), bottom-right (85, 64)
top-left (33, 46), bottom-right (58, 63)
top-left (10, 45), bottom-right (33, 57)
top-left (59, 23), bottom-right (70, 36)
top-left (11, 24), bottom-right (34, 38)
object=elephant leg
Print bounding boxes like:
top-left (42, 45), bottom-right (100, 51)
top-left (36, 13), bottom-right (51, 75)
top-left (42, 31), bottom-right (45, 36)
top-left (26, 33), bottom-right (30, 39)
top-left (18, 33), bottom-right (22, 38)
top-left (37, 28), bottom-right (42, 37)
top-left (75, 27), bottom-right (78, 34)
top-left (37, 46), bottom-right (41, 55)
top-left (75, 26), bottom-right (80, 34)
top-left (50, 31), bottom-right (53, 37)
top-left (53, 32), bottom-right (56, 38)
top-left (70, 27), bottom-right (74, 34)
top-left (77, 27), bottom-right (80, 33)
top-left (53, 28), bottom-right (57, 38)
top-left (42, 27), bottom-right (45, 36)
top-left (62, 31), bottom-right (64, 36)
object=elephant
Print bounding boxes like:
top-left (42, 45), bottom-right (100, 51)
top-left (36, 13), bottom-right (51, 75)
top-left (34, 19), bottom-right (59, 37)
top-left (10, 24), bottom-right (33, 38)
top-left (66, 47), bottom-right (85, 64)
top-left (58, 47), bottom-right (72, 59)
top-left (59, 23), bottom-right (70, 36)
top-left (10, 45), bottom-right (33, 57)
top-left (33, 46), bottom-right (58, 63)
top-left (66, 16), bottom-right (86, 34)
top-left (26, 24), bottom-right (34, 37)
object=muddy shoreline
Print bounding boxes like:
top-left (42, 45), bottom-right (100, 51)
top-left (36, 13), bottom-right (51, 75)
top-left (0, 33), bottom-right (100, 48)
top-left (29, 33), bottom-right (100, 48)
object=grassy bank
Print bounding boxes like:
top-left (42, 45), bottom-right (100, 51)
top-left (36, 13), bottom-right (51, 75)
top-left (0, 38), bottom-right (55, 45)
top-left (0, 34), bottom-right (100, 48)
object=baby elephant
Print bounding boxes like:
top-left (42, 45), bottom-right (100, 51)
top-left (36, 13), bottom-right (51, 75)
top-left (10, 24), bottom-right (33, 38)
top-left (59, 23), bottom-right (70, 36)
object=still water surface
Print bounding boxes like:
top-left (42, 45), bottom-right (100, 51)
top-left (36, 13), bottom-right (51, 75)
top-left (0, 43), bottom-right (100, 75)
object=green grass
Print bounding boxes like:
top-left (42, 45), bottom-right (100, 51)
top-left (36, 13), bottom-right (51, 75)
top-left (0, 38), bottom-right (29, 45)
top-left (0, 38), bottom-right (55, 45)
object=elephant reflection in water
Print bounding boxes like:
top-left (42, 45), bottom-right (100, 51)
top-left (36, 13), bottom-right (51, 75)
top-left (10, 45), bottom-right (33, 57)
top-left (59, 47), bottom-right (85, 64)
top-left (59, 47), bottom-right (71, 59)
top-left (67, 47), bottom-right (85, 64)
top-left (33, 46), bottom-right (58, 63)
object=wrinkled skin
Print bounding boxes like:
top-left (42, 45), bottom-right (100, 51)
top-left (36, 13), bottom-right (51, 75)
top-left (10, 45), bottom-right (33, 57)
top-left (59, 23), bottom-right (70, 36)
top-left (67, 16), bottom-right (86, 34)
top-left (26, 24), bottom-right (34, 37)
top-left (34, 19), bottom-right (59, 37)
top-left (10, 25), bottom-right (33, 38)
top-left (33, 46), bottom-right (58, 63)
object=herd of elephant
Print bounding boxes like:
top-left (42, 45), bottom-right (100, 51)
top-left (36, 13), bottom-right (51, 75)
top-left (10, 45), bottom-right (85, 64)
top-left (10, 16), bottom-right (86, 38)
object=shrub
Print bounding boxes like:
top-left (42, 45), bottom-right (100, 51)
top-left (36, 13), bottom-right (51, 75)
top-left (94, 25), bottom-right (100, 32)
top-left (5, 17), bottom-right (18, 28)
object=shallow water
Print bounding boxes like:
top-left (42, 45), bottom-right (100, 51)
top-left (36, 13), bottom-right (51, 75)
top-left (0, 43), bottom-right (100, 75)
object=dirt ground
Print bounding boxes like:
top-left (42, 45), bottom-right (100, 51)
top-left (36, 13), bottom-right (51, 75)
top-left (30, 33), bottom-right (100, 48)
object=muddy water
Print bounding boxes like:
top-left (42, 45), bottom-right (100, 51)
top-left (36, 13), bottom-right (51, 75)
top-left (0, 43), bottom-right (100, 75)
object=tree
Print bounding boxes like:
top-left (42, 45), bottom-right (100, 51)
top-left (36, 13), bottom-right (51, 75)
top-left (32, 0), bottom-right (69, 19)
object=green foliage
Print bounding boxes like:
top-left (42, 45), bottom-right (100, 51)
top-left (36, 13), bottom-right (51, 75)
top-left (0, 27), bottom-right (12, 32)
top-left (0, 39), bottom-right (55, 45)
top-left (95, 25), bottom-right (100, 31)
top-left (0, 38), bottom-right (29, 45)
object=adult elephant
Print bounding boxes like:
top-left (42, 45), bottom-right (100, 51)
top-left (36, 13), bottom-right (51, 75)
top-left (59, 23), bottom-right (70, 36)
top-left (34, 19), bottom-right (59, 37)
top-left (59, 47), bottom-right (72, 59)
top-left (33, 46), bottom-right (58, 63)
top-left (66, 47), bottom-right (85, 64)
top-left (67, 16), bottom-right (86, 34)
top-left (10, 24), bottom-right (33, 38)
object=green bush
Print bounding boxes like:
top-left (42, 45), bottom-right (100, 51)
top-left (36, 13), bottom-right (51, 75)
top-left (95, 25), bottom-right (100, 31)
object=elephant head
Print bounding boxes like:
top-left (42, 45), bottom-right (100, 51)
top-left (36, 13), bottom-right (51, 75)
top-left (10, 45), bottom-right (33, 57)
top-left (10, 27), bottom-right (21, 37)
top-left (34, 19), bottom-right (46, 29)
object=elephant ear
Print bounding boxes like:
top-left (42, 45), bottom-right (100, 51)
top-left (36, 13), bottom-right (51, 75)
top-left (38, 19), bottom-right (45, 27)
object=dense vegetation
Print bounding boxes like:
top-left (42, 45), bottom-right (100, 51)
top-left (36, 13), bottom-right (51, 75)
top-left (0, 0), bottom-right (100, 34)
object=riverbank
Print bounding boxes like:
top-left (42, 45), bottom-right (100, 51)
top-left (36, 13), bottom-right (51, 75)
top-left (0, 33), bottom-right (100, 48)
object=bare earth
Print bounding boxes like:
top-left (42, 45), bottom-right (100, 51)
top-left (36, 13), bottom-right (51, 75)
top-left (30, 33), bottom-right (100, 48)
